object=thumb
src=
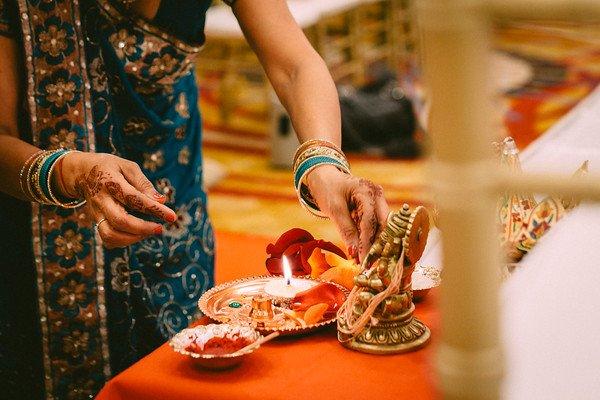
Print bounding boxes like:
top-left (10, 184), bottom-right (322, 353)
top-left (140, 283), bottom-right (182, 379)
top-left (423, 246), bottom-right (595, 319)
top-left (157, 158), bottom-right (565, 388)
top-left (327, 200), bottom-right (360, 263)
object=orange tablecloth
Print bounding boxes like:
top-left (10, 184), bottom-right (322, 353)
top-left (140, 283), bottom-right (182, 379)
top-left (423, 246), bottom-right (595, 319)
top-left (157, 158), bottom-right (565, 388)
top-left (97, 231), bottom-right (439, 400)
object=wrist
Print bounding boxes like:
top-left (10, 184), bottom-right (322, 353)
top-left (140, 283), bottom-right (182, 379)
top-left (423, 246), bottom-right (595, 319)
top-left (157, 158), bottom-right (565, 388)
top-left (305, 164), bottom-right (344, 191)
top-left (293, 140), bottom-right (350, 219)
top-left (54, 151), bottom-right (81, 199)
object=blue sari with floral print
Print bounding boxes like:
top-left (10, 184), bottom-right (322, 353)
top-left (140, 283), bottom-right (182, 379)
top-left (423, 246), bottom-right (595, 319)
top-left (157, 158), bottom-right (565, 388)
top-left (0, 0), bottom-right (216, 398)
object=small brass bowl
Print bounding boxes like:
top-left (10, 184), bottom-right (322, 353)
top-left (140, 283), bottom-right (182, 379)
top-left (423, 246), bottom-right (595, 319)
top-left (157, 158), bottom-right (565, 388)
top-left (169, 324), bottom-right (262, 370)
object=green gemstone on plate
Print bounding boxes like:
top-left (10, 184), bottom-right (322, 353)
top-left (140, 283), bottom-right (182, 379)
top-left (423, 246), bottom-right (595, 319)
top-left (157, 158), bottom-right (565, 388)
top-left (229, 301), bottom-right (242, 308)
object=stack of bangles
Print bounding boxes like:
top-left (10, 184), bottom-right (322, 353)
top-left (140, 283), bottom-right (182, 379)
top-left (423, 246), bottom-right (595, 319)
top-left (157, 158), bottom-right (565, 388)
top-left (19, 148), bottom-right (86, 208)
top-left (293, 139), bottom-right (350, 218)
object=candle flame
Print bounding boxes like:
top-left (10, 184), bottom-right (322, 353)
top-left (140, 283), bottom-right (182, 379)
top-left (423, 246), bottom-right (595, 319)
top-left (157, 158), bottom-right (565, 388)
top-left (282, 256), bottom-right (292, 286)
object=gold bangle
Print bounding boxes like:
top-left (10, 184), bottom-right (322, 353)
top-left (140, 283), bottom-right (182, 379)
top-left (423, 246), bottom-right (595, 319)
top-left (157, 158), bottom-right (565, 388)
top-left (292, 140), bottom-right (351, 220)
top-left (30, 149), bottom-right (65, 205)
top-left (293, 139), bottom-right (342, 166)
top-left (19, 150), bottom-right (45, 200)
top-left (47, 150), bottom-right (86, 208)
top-left (293, 146), bottom-right (349, 173)
top-left (26, 150), bottom-right (52, 203)
top-left (294, 157), bottom-right (351, 219)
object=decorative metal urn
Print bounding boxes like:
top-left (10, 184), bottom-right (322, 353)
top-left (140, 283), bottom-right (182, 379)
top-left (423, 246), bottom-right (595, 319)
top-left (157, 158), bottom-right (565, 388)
top-left (337, 204), bottom-right (431, 354)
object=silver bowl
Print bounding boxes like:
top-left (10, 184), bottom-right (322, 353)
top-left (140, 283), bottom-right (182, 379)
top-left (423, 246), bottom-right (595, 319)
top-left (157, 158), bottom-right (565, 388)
top-left (412, 265), bottom-right (442, 301)
top-left (169, 324), bottom-right (262, 370)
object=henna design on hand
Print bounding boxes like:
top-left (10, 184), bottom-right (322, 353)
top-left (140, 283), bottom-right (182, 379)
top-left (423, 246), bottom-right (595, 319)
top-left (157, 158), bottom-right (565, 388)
top-left (105, 180), bottom-right (167, 220)
top-left (144, 204), bottom-right (167, 220)
top-left (105, 181), bottom-right (124, 201)
top-left (351, 179), bottom-right (381, 255)
top-left (75, 165), bottom-right (107, 198)
top-left (359, 178), bottom-right (383, 198)
top-left (350, 195), bottom-right (364, 255)
top-left (124, 195), bottom-right (144, 212)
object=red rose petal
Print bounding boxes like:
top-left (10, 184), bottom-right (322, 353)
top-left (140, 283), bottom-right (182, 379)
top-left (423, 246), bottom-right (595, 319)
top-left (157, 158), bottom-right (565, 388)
top-left (266, 229), bottom-right (349, 276)
top-left (266, 228), bottom-right (314, 256)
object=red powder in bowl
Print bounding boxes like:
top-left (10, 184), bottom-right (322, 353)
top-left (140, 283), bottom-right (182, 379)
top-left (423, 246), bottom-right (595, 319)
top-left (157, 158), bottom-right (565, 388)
top-left (185, 334), bottom-right (254, 356)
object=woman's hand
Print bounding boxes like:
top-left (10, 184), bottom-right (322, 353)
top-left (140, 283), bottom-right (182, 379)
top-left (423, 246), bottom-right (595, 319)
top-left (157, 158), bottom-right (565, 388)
top-left (56, 152), bottom-right (177, 249)
top-left (306, 165), bottom-right (389, 262)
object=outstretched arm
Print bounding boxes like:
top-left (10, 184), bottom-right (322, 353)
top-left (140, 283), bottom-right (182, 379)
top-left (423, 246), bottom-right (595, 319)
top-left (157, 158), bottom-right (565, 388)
top-left (233, 0), bottom-right (389, 260)
top-left (232, 0), bottom-right (340, 145)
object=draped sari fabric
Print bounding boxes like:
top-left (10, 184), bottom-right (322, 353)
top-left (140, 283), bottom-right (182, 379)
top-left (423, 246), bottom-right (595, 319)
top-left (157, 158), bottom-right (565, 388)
top-left (0, 0), bottom-right (214, 398)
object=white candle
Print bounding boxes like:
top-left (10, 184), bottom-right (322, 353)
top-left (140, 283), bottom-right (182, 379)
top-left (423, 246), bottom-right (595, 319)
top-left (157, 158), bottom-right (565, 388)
top-left (264, 256), bottom-right (314, 298)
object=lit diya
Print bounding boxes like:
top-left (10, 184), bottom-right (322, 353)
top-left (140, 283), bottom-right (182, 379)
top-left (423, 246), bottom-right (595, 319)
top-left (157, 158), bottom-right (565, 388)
top-left (264, 256), bottom-right (313, 299)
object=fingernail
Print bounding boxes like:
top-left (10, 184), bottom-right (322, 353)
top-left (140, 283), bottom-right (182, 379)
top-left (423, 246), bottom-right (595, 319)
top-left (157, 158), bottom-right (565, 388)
top-left (167, 213), bottom-right (177, 223)
top-left (153, 191), bottom-right (165, 199)
top-left (154, 226), bottom-right (163, 235)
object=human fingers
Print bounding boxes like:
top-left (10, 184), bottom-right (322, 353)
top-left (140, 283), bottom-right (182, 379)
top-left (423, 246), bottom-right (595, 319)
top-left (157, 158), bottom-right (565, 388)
top-left (373, 183), bottom-right (390, 233)
top-left (95, 216), bottom-right (147, 249)
top-left (119, 159), bottom-right (167, 204)
top-left (103, 176), bottom-right (176, 223)
top-left (349, 190), bottom-right (378, 262)
top-left (327, 197), bottom-right (360, 263)
top-left (99, 195), bottom-right (163, 237)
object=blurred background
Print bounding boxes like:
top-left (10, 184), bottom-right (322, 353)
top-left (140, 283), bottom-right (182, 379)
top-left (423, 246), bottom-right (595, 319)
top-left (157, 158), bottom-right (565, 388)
top-left (198, 0), bottom-right (600, 244)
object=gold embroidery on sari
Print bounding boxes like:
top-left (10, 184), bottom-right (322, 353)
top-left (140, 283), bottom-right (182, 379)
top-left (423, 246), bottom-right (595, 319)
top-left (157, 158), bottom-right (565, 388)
top-left (17, 0), bottom-right (110, 398)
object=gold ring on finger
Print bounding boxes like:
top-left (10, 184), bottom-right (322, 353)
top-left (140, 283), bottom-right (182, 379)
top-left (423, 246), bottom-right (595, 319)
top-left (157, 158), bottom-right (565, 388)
top-left (95, 217), bottom-right (109, 232)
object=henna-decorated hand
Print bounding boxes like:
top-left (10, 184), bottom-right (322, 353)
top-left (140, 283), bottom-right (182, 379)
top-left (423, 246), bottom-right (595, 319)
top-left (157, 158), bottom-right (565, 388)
top-left (55, 152), bottom-right (177, 249)
top-left (305, 165), bottom-right (389, 262)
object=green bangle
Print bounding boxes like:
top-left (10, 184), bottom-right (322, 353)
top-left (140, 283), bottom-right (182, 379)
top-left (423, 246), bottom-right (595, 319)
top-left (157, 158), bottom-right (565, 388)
top-left (294, 155), bottom-right (347, 190)
top-left (293, 155), bottom-right (351, 219)
top-left (39, 149), bottom-right (67, 200)
top-left (29, 151), bottom-right (53, 204)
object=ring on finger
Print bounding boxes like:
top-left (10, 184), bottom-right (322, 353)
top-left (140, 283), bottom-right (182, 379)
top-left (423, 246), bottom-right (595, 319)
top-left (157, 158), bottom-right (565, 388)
top-left (95, 217), bottom-right (109, 232)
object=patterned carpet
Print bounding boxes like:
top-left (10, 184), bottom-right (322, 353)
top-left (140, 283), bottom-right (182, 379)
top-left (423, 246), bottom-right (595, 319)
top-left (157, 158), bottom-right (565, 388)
top-left (201, 22), bottom-right (600, 243)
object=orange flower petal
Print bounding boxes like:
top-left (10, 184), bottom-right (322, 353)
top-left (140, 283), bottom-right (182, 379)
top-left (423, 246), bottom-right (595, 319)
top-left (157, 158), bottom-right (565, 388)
top-left (324, 252), bottom-right (358, 270)
top-left (303, 303), bottom-right (329, 325)
top-left (319, 264), bottom-right (360, 290)
top-left (308, 248), bottom-right (332, 278)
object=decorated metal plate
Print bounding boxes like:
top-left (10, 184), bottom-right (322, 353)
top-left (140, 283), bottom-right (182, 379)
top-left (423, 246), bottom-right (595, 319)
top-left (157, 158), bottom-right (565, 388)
top-left (198, 275), bottom-right (349, 335)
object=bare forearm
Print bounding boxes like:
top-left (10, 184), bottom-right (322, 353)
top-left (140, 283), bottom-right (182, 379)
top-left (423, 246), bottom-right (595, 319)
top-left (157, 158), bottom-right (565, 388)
top-left (0, 131), bottom-right (42, 200)
top-left (232, 0), bottom-right (389, 259)
top-left (233, 0), bottom-right (341, 146)
top-left (269, 56), bottom-right (341, 146)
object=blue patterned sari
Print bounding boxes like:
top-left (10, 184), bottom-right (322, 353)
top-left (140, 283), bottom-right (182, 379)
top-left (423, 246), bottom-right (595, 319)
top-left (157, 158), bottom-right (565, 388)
top-left (0, 0), bottom-right (215, 398)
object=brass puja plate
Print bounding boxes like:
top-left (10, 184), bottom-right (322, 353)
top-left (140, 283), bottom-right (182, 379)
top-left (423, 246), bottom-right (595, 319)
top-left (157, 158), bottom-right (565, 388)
top-left (198, 275), bottom-right (349, 335)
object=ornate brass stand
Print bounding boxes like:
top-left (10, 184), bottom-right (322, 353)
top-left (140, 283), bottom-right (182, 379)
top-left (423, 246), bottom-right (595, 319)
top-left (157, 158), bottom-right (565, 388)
top-left (337, 204), bottom-right (431, 354)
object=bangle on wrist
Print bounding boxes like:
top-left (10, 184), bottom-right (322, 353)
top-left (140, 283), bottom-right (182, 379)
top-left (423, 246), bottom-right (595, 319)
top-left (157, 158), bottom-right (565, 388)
top-left (292, 140), bottom-right (350, 219)
top-left (47, 151), bottom-right (85, 208)
top-left (19, 150), bottom-right (46, 201)
top-left (293, 139), bottom-right (342, 167)
top-left (19, 148), bottom-right (85, 208)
